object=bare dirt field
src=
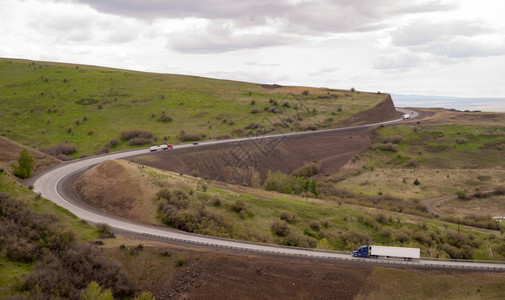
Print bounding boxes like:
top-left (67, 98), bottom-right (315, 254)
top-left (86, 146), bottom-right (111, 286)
top-left (105, 235), bottom-right (505, 300)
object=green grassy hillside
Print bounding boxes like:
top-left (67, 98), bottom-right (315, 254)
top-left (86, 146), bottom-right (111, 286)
top-left (0, 58), bottom-right (389, 157)
top-left (331, 124), bottom-right (505, 199)
top-left (76, 159), bottom-right (505, 261)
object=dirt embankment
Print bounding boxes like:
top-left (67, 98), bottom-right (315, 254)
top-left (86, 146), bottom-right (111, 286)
top-left (131, 127), bottom-right (371, 185)
top-left (110, 237), bottom-right (505, 300)
top-left (0, 136), bottom-right (60, 178)
top-left (111, 238), bottom-right (373, 300)
top-left (337, 94), bottom-right (398, 127)
top-left (73, 160), bottom-right (159, 223)
top-left (130, 96), bottom-right (396, 184)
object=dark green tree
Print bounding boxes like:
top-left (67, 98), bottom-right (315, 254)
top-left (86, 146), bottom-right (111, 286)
top-left (309, 179), bottom-right (318, 197)
top-left (14, 149), bottom-right (33, 179)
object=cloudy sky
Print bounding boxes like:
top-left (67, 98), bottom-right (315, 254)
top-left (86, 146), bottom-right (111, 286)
top-left (1, 0), bottom-right (504, 102)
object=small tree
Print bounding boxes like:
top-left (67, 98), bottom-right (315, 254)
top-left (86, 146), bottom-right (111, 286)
top-left (14, 149), bottom-right (33, 179)
top-left (80, 281), bottom-right (113, 300)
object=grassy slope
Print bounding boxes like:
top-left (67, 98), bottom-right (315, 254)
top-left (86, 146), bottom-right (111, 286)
top-left (333, 123), bottom-right (505, 200)
top-left (0, 172), bottom-right (99, 296)
top-left (0, 58), bottom-right (387, 157)
top-left (80, 159), bottom-right (505, 261)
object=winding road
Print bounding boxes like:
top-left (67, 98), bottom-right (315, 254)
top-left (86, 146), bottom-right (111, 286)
top-left (32, 108), bottom-right (505, 272)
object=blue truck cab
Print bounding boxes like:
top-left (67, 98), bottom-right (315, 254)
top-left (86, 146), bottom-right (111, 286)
top-left (352, 245), bottom-right (370, 258)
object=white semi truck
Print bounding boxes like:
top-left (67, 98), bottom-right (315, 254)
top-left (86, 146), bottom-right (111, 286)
top-left (352, 245), bottom-right (420, 260)
top-left (402, 114), bottom-right (410, 120)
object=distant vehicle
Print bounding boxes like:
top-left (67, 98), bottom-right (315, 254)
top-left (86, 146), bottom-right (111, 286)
top-left (160, 144), bottom-right (173, 150)
top-left (193, 142), bottom-right (198, 145)
top-left (402, 114), bottom-right (410, 120)
top-left (352, 245), bottom-right (420, 261)
top-left (149, 146), bottom-right (159, 152)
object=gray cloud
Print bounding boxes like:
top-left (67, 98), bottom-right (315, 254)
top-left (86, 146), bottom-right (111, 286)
top-left (74, 0), bottom-right (453, 33)
top-left (168, 21), bottom-right (296, 53)
top-left (390, 19), bottom-right (505, 58)
top-left (392, 20), bottom-right (489, 47)
top-left (69, 0), bottom-right (456, 54)
top-left (373, 52), bottom-right (426, 70)
top-left (419, 37), bottom-right (505, 58)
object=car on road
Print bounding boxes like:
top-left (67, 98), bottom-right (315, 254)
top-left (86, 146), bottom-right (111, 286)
top-left (193, 142), bottom-right (198, 145)
top-left (160, 144), bottom-right (173, 150)
top-left (149, 146), bottom-right (159, 152)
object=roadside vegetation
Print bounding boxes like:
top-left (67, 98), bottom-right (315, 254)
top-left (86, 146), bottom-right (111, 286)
top-left (0, 58), bottom-right (388, 158)
top-left (0, 171), bottom-right (156, 298)
top-left (78, 160), bottom-right (505, 261)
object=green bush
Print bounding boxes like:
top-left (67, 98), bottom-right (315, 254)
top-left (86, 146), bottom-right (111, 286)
top-left (292, 162), bottom-right (320, 177)
top-left (279, 211), bottom-right (297, 223)
top-left (120, 129), bottom-right (153, 141)
top-left (231, 199), bottom-right (246, 213)
top-left (14, 149), bottom-right (33, 179)
top-left (271, 220), bottom-right (290, 237)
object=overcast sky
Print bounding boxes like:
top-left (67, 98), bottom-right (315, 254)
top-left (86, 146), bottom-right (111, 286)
top-left (1, 0), bottom-right (504, 100)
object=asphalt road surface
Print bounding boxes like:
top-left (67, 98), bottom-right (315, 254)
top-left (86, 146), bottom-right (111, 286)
top-left (33, 108), bottom-right (505, 272)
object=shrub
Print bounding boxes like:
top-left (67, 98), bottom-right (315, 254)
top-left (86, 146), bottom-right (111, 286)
top-left (245, 122), bottom-right (259, 129)
top-left (279, 211), bottom-right (297, 223)
top-left (413, 179), bottom-right (420, 185)
top-left (179, 131), bottom-right (206, 141)
top-left (455, 137), bottom-right (469, 144)
top-left (271, 220), bottom-right (290, 237)
top-left (96, 222), bottom-right (112, 234)
top-left (157, 113), bottom-right (172, 122)
top-left (128, 137), bottom-right (151, 145)
top-left (382, 135), bottom-right (403, 144)
top-left (24, 243), bottom-right (134, 299)
top-left (156, 188), bottom-right (190, 209)
top-left (231, 199), bottom-right (246, 213)
top-left (38, 143), bottom-right (77, 159)
top-left (120, 130), bottom-right (153, 141)
top-left (94, 145), bottom-right (110, 155)
top-left (292, 162), bottom-right (320, 177)
top-left (176, 258), bottom-right (185, 267)
top-left (375, 213), bottom-right (389, 224)
top-left (456, 190), bottom-right (467, 200)
top-left (371, 143), bottom-right (398, 152)
top-left (14, 149), bottom-right (33, 179)
top-left (494, 186), bottom-right (505, 195)
top-left (406, 159), bottom-right (419, 168)
top-left (394, 231), bottom-right (410, 243)
top-left (301, 90), bottom-right (309, 95)
top-left (0, 193), bottom-right (133, 299)
top-left (309, 220), bottom-right (321, 231)
top-left (107, 138), bottom-right (119, 146)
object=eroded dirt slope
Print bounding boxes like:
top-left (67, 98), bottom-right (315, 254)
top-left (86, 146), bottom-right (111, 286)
top-left (131, 127), bottom-right (371, 185)
top-left (73, 160), bottom-right (159, 223)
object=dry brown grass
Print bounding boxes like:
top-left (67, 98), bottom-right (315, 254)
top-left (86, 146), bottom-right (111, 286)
top-left (0, 136), bottom-right (60, 177)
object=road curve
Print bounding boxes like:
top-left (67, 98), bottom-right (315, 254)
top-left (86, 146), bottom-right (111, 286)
top-left (33, 108), bottom-right (505, 272)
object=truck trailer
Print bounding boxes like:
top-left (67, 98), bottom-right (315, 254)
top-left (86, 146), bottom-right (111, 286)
top-left (352, 245), bottom-right (420, 260)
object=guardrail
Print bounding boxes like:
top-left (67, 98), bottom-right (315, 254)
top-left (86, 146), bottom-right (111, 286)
top-left (141, 233), bottom-right (505, 272)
